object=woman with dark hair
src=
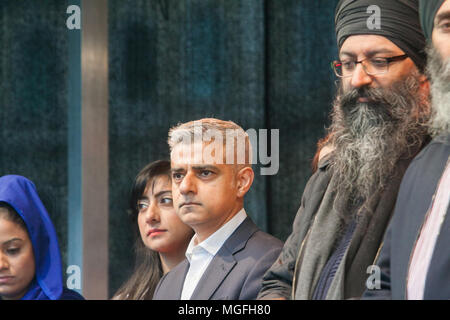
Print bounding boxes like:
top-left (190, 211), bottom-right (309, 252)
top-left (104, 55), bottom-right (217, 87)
top-left (113, 160), bottom-right (194, 300)
top-left (0, 175), bottom-right (84, 300)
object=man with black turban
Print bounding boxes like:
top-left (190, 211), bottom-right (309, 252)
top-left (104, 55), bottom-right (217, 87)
top-left (258, 0), bottom-right (431, 300)
top-left (363, 0), bottom-right (449, 300)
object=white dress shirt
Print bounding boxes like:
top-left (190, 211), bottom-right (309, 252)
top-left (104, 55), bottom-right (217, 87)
top-left (180, 208), bottom-right (247, 300)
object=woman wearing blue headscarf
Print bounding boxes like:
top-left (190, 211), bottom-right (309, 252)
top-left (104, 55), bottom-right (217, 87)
top-left (0, 175), bottom-right (84, 300)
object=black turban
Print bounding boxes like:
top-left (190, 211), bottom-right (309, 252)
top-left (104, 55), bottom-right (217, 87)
top-left (335, 0), bottom-right (426, 71)
top-left (419, 0), bottom-right (446, 40)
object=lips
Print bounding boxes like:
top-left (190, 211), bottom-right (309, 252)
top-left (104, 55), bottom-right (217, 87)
top-left (179, 202), bottom-right (201, 209)
top-left (147, 229), bottom-right (166, 237)
top-left (358, 97), bottom-right (370, 103)
top-left (0, 276), bottom-right (14, 284)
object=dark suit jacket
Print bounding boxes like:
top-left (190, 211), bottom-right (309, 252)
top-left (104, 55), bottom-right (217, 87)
top-left (363, 135), bottom-right (450, 299)
top-left (153, 217), bottom-right (283, 300)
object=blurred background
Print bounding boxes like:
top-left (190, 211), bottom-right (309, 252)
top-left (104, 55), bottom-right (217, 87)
top-left (0, 0), bottom-right (339, 298)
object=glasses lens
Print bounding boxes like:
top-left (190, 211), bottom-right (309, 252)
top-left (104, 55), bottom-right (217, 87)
top-left (365, 58), bottom-right (388, 75)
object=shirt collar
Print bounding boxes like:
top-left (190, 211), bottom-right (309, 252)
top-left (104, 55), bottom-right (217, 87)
top-left (185, 208), bottom-right (247, 262)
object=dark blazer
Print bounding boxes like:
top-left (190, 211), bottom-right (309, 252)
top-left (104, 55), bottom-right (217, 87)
top-left (363, 135), bottom-right (450, 300)
top-left (153, 216), bottom-right (283, 300)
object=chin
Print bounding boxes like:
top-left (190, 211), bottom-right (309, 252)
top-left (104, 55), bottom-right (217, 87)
top-left (180, 207), bottom-right (201, 218)
top-left (180, 213), bottom-right (202, 226)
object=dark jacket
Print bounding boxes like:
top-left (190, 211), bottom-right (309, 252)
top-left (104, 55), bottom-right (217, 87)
top-left (153, 217), bottom-right (283, 300)
top-left (363, 135), bottom-right (450, 300)
top-left (257, 156), bottom-right (332, 299)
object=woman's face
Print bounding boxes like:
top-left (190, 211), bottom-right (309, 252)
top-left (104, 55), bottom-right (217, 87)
top-left (137, 175), bottom-right (193, 254)
top-left (0, 213), bottom-right (36, 300)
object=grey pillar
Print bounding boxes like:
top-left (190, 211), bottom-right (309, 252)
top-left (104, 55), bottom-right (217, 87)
top-left (81, 0), bottom-right (109, 299)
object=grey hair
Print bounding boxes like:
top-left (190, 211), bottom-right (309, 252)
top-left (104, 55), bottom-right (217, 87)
top-left (168, 118), bottom-right (252, 166)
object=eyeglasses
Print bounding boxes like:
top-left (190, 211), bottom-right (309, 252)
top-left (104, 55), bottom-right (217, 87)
top-left (331, 54), bottom-right (409, 78)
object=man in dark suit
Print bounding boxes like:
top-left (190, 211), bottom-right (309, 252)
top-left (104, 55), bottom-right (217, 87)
top-left (363, 0), bottom-right (450, 300)
top-left (153, 118), bottom-right (283, 300)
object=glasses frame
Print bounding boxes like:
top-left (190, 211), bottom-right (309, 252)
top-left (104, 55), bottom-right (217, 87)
top-left (331, 54), bottom-right (409, 78)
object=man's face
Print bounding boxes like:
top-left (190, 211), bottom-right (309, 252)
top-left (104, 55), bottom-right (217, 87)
top-left (329, 35), bottom-right (428, 217)
top-left (170, 141), bottom-right (242, 240)
top-left (427, 1), bottom-right (450, 137)
top-left (432, 0), bottom-right (450, 60)
top-left (339, 35), bottom-right (418, 92)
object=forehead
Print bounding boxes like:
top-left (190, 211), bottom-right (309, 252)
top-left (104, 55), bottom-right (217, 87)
top-left (143, 175), bottom-right (171, 196)
top-left (436, 0), bottom-right (450, 19)
top-left (340, 34), bottom-right (404, 57)
top-left (170, 141), bottom-right (230, 166)
top-left (0, 217), bottom-right (28, 241)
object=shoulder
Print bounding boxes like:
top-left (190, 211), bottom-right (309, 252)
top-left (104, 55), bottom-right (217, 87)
top-left (156, 258), bottom-right (188, 287)
top-left (401, 136), bottom-right (449, 191)
top-left (236, 225), bottom-right (283, 261)
top-left (391, 136), bottom-right (449, 226)
top-left (409, 135), bottom-right (449, 167)
top-left (248, 229), bottom-right (283, 250)
top-left (167, 259), bottom-right (188, 277)
top-left (233, 217), bottom-right (283, 250)
top-left (303, 152), bottom-right (333, 201)
top-left (60, 288), bottom-right (85, 300)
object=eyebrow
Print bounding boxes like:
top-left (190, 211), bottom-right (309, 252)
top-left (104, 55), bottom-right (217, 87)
top-left (2, 238), bottom-right (23, 246)
top-left (191, 165), bottom-right (219, 171)
top-left (171, 168), bottom-right (185, 174)
top-left (435, 11), bottom-right (450, 25)
top-left (154, 190), bottom-right (172, 198)
top-left (340, 49), bottom-right (399, 59)
top-left (138, 190), bottom-right (171, 202)
top-left (171, 165), bottom-right (219, 171)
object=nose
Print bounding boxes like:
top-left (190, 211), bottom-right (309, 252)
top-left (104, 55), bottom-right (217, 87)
top-left (350, 63), bottom-right (372, 88)
top-left (143, 202), bottom-right (160, 224)
top-left (178, 172), bottom-right (197, 195)
top-left (0, 253), bottom-right (9, 270)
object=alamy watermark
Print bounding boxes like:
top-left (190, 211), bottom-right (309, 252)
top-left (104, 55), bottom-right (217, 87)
top-left (170, 126), bottom-right (279, 176)
top-left (66, 265), bottom-right (81, 290)
top-left (366, 5), bottom-right (381, 30)
top-left (366, 265), bottom-right (381, 290)
top-left (66, 5), bottom-right (81, 30)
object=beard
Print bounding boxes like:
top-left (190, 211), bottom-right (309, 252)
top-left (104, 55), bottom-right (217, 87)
top-left (328, 73), bottom-right (429, 220)
top-left (426, 45), bottom-right (450, 137)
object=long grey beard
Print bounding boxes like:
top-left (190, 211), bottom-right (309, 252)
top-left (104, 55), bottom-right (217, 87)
top-left (329, 74), bottom-right (428, 219)
top-left (426, 45), bottom-right (450, 137)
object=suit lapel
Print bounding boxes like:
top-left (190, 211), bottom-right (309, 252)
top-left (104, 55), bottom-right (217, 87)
top-left (189, 217), bottom-right (259, 300)
top-left (170, 260), bottom-right (190, 299)
top-left (190, 245), bottom-right (236, 300)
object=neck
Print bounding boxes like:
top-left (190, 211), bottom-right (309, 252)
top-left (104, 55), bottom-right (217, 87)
top-left (194, 205), bottom-right (244, 244)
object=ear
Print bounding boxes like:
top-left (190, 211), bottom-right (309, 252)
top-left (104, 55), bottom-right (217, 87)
top-left (236, 166), bottom-right (254, 198)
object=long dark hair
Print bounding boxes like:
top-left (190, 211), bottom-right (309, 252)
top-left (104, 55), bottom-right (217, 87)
top-left (113, 160), bottom-right (172, 300)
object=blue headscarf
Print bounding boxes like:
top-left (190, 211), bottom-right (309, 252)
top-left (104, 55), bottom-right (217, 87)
top-left (0, 175), bottom-right (64, 300)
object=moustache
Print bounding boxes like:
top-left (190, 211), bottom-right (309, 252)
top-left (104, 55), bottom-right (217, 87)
top-left (177, 196), bottom-right (202, 209)
top-left (338, 87), bottom-right (396, 120)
